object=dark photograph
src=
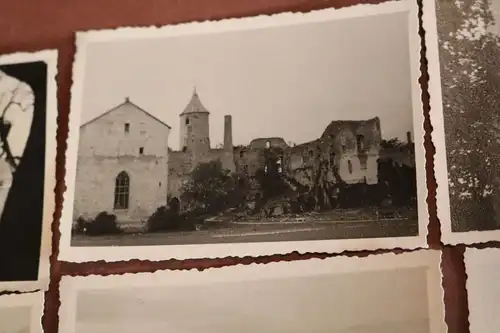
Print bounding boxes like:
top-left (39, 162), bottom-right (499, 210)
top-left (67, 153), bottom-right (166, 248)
top-left (0, 51), bottom-right (56, 282)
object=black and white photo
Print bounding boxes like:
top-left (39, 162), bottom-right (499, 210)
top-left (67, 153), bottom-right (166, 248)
top-left (0, 291), bottom-right (44, 333)
top-left (61, 0), bottom-right (427, 261)
top-left (424, 0), bottom-right (500, 244)
top-left (58, 250), bottom-right (446, 333)
top-left (0, 51), bottom-right (57, 286)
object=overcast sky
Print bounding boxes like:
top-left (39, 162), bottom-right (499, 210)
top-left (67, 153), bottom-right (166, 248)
top-left (82, 7), bottom-right (415, 150)
top-left (75, 268), bottom-right (430, 333)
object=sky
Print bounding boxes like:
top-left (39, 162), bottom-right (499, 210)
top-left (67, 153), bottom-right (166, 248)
top-left (81, 6), bottom-right (415, 150)
top-left (75, 268), bottom-right (430, 333)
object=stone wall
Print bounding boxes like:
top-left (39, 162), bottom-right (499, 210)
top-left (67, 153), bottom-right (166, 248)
top-left (74, 155), bottom-right (168, 223)
top-left (74, 101), bottom-right (170, 223)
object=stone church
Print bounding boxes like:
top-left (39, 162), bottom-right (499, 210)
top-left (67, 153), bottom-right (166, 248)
top-left (74, 88), bottom-right (393, 223)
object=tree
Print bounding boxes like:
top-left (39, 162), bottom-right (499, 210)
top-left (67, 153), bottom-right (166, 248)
top-left (0, 71), bottom-right (34, 173)
top-left (180, 160), bottom-right (244, 214)
top-left (436, 0), bottom-right (500, 230)
top-left (381, 138), bottom-right (406, 149)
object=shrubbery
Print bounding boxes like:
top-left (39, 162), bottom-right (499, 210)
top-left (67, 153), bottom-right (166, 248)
top-left (146, 205), bottom-right (197, 233)
top-left (73, 212), bottom-right (122, 236)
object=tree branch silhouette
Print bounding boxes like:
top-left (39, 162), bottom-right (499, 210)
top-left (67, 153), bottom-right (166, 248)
top-left (0, 81), bottom-right (34, 173)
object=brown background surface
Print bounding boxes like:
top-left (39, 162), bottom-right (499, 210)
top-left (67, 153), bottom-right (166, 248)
top-left (0, 0), bottom-right (490, 332)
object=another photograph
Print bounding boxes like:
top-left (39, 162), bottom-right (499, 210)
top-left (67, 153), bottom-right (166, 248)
top-left (0, 50), bottom-right (57, 286)
top-left (61, 0), bottom-right (427, 261)
top-left (58, 250), bottom-right (446, 333)
top-left (424, 0), bottom-right (500, 244)
top-left (464, 248), bottom-right (500, 333)
top-left (0, 291), bottom-right (44, 333)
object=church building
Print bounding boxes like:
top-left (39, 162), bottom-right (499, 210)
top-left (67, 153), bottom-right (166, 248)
top-left (73, 98), bottom-right (171, 223)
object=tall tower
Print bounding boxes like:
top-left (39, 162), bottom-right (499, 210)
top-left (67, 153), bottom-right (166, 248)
top-left (178, 88), bottom-right (211, 155)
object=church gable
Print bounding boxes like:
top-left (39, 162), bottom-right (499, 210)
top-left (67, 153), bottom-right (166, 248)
top-left (81, 98), bottom-right (171, 130)
top-left (78, 98), bottom-right (171, 158)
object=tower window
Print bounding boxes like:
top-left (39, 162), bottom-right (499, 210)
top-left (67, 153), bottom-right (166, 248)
top-left (265, 141), bottom-right (271, 149)
top-left (139, 147), bottom-right (144, 155)
top-left (124, 123), bottom-right (130, 133)
top-left (239, 150), bottom-right (244, 158)
top-left (185, 118), bottom-right (190, 125)
top-left (182, 146), bottom-right (187, 152)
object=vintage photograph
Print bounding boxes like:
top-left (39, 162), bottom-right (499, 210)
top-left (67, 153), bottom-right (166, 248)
top-left (58, 250), bottom-right (446, 333)
top-left (61, 0), bottom-right (427, 261)
top-left (0, 51), bottom-right (57, 285)
top-left (0, 291), bottom-right (44, 333)
top-left (424, 0), bottom-right (500, 243)
top-left (464, 248), bottom-right (500, 333)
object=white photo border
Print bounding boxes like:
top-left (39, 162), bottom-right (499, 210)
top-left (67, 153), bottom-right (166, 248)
top-left (0, 50), bottom-right (58, 291)
top-left (60, 0), bottom-right (429, 262)
top-left (422, 0), bottom-right (500, 245)
top-left (464, 247), bottom-right (500, 333)
top-left (0, 291), bottom-right (45, 333)
top-left (58, 250), bottom-right (446, 333)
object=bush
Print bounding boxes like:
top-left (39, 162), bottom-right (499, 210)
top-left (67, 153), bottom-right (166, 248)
top-left (73, 212), bottom-right (122, 236)
top-left (146, 206), bottom-right (197, 232)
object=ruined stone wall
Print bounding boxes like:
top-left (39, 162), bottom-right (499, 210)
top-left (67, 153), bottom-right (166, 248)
top-left (167, 148), bottom-right (236, 204)
top-left (248, 137), bottom-right (288, 149)
top-left (75, 103), bottom-right (170, 222)
top-left (283, 118), bottom-right (382, 186)
top-left (167, 151), bottom-right (191, 201)
top-left (234, 147), bottom-right (266, 177)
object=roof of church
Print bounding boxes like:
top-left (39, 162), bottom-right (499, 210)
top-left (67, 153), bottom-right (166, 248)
top-left (80, 97), bottom-right (172, 129)
top-left (180, 88), bottom-right (210, 115)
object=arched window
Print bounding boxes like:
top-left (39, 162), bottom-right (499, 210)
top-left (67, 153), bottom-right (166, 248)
top-left (356, 134), bottom-right (365, 152)
top-left (347, 160), bottom-right (353, 174)
top-left (265, 141), bottom-right (271, 149)
top-left (114, 171), bottom-right (130, 209)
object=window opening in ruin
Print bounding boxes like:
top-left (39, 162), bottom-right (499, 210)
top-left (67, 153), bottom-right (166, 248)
top-left (124, 123), bottom-right (130, 133)
top-left (264, 165), bottom-right (268, 174)
top-left (186, 118), bottom-right (190, 125)
top-left (114, 171), bottom-right (130, 210)
top-left (347, 160), bottom-right (353, 174)
top-left (277, 157), bottom-right (283, 174)
top-left (356, 134), bottom-right (365, 152)
top-left (240, 150), bottom-right (244, 158)
top-left (238, 178), bottom-right (245, 187)
top-left (139, 147), bottom-right (144, 155)
top-left (182, 146), bottom-right (187, 152)
top-left (265, 141), bottom-right (271, 149)
top-left (159, 182), bottom-right (162, 187)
